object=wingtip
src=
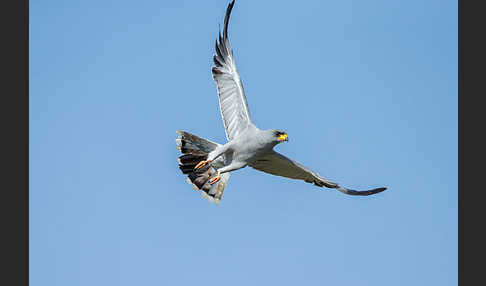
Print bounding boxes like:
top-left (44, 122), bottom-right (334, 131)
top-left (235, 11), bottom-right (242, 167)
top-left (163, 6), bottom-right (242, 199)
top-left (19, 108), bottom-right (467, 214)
top-left (336, 185), bottom-right (388, 196)
top-left (223, 0), bottom-right (236, 39)
top-left (374, 187), bottom-right (387, 193)
top-left (366, 187), bottom-right (387, 195)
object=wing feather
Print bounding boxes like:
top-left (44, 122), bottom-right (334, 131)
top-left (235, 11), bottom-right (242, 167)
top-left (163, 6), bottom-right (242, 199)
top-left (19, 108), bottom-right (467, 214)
top-left (249, 151), bottom-right (387, 196)
top-left (211, 0), bottom-right (251, 141)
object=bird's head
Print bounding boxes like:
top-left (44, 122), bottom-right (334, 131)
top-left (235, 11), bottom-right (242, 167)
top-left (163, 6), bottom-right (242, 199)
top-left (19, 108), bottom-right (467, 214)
top-left (271, 129), bottom-right (289, 144)
top-left (259, 129), bottom-right (288, 149)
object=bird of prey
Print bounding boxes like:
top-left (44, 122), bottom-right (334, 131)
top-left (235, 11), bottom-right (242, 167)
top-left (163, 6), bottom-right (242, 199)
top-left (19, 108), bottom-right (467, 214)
top-left (176, 0), bottom-right (387, 204)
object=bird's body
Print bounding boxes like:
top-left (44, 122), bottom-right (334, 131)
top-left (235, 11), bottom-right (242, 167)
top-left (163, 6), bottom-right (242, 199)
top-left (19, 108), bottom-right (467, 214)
top-left (176, 0), bottom-right (387, 204)
top-left (208, 124), bottom-right (277, 168)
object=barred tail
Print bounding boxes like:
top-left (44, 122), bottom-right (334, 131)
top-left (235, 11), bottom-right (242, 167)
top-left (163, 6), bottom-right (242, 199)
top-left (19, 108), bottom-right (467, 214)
top-left (176, 131), bottom-right (230, 204)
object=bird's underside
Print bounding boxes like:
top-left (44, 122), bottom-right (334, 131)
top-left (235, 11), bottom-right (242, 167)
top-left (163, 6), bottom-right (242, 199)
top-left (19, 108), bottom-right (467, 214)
top-left (175, 0), bottom-right (387, 204)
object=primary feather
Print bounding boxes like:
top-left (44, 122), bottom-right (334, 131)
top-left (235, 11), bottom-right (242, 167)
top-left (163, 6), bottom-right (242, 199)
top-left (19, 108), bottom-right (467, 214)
top-left (212, 0), bottom-right (252, 141)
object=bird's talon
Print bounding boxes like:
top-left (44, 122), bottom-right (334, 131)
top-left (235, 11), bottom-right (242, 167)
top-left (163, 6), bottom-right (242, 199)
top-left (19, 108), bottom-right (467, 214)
top-left (210, 171), bottom-right (221, 184)
top-left (210, 176), bottom-right (221, 184)
top-left (194, 160), bottom-right (210, 169)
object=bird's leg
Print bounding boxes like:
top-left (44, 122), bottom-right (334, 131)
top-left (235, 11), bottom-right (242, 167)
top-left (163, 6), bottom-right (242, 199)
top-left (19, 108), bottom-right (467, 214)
top-left (209, 170), bottom-right (221, 184)
top-left (194, 159), bottom-right (211, 169)
top-left (208, 143), bottom-right (231, 162)
top-left (209, 161), bottom-right (247, 185)
top-left (195, 143), bottom-right (232, 171)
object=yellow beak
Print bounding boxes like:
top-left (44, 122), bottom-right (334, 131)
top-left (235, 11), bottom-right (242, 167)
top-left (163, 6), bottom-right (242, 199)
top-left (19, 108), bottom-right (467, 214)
top-left (277, 133), bottom-right (288, 142)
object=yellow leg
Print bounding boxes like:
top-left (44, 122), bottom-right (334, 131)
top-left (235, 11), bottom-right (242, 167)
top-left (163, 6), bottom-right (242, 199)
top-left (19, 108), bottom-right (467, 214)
top-left (209, 170), bottom-right (221, 184)
top-left (194, 159), bottom-right (211, 169)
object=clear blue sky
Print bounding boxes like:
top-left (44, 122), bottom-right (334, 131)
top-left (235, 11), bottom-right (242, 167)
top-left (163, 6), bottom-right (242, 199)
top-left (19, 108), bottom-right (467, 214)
top-left (30, 0), bottom-right (457, 285)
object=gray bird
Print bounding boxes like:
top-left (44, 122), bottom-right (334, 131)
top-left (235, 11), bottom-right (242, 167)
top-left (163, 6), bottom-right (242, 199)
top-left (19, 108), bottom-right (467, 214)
top-left (176, 0), bottom-right (387, 204)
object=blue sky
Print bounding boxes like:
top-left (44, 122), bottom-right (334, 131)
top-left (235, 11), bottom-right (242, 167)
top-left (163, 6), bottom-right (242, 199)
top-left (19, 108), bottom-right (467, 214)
top-left (30, 0), bottom-right (457, 285)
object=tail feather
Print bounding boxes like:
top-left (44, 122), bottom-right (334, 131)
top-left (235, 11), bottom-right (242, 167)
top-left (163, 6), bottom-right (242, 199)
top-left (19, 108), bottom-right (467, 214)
top-left (178, 153), bottom-right (206, 164)
top-left (176, 131), bottom-right (230, 204)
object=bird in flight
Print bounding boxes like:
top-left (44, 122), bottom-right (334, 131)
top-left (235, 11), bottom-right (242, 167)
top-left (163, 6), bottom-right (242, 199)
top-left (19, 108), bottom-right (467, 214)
top-left (176, 0), bottom-right (387, 204)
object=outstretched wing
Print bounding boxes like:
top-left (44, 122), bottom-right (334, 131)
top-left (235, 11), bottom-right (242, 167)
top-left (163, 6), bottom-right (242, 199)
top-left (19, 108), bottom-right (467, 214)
top-left (249, 151), bottom-right (387, 196)
top-left (212, 0), bottom-right (252, 141)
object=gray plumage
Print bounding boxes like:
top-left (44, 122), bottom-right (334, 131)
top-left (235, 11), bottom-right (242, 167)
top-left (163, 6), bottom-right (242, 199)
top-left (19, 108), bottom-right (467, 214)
top-left (212, 0), bottom-right (250, 141)
top-left (176, 0), bottom-right (386, 203)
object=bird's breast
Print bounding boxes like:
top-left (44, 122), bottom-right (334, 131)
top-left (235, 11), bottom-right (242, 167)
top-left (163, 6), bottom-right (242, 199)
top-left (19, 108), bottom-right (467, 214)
top-left (231, 137), bottom-right (272, 163)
